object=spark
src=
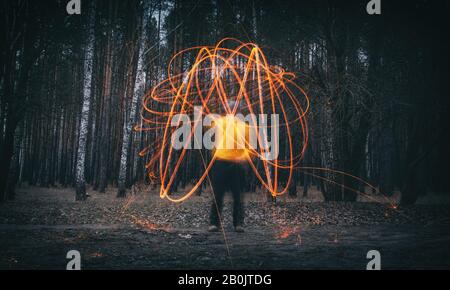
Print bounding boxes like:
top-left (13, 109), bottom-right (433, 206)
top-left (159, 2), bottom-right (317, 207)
top-left (130, 214), bottom-right (170, 232)
top-left (90, 252), bottom-right (104, 258)
top-left (276, 226), bottom-right (300, 239)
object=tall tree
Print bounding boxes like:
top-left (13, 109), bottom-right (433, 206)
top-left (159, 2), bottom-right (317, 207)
top-left (117, 1), bottom-right (150, 197)
top-left (75, 1), bottom-right (96, 201)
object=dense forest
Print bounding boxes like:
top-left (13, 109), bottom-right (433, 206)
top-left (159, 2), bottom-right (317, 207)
top-left (1, 0), bottom-right (449, 205)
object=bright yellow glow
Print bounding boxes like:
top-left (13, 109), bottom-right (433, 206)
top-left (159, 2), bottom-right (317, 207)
top-left (213, 115), bottom-right (249, 162)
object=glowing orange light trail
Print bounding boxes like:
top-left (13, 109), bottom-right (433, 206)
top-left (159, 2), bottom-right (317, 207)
top-left (136, 38), bottom-right (395, 206)
top-left (135, 39), bottom-right (310, 202)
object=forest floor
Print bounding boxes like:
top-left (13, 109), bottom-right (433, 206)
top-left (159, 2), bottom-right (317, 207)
top-left (1, 185), bottom-right (450, 269)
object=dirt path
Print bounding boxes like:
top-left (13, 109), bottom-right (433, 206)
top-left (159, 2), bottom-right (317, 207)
top-left (1, 187), bottom-right (450, 269)
top-left (1, 223), bottom-right (450, 269)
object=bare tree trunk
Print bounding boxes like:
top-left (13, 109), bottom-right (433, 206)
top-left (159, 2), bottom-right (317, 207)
top-left (117, 3), bottom-right (148, 197)
top-left (98, 4), bottom-right (114, 193)
top-left (75, 2), bottom-right (96, 201)
top-left (6, 124), bottom-right (23, 200)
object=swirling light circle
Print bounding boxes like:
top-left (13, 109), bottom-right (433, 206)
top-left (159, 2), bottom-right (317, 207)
top-left (136, 38), bottom-right (310, 202)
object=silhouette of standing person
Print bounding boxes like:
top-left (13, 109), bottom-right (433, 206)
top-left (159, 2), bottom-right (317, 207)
top-left (208, 100), bottom-right (249, 233)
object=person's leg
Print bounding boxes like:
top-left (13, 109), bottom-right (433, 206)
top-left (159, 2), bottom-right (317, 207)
top-left (209, 185), bottom-right (225, 228)
top-left (231, 164), bottom-right (245, 230)
top-left (209, 161), bottom-right (227, 229)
